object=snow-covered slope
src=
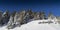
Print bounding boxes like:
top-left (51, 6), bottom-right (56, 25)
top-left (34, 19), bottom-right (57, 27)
top-left (0, 20), bottom-right (60, 30)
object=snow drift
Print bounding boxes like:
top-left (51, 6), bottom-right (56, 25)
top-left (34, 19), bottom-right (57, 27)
top-left (0, 20), bottom-right (60, 30)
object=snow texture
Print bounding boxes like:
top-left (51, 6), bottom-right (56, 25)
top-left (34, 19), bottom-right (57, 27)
top-left (0, 20), bottom-right (60, 30)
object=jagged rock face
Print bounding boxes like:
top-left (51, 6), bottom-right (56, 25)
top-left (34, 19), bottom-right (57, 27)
top-left (33, 11), bottom-right (46, 20)
top-left (47, 13), bottom-right (58, 24)
top-left (23, 10), bottom-right (34, 23)
top-left (0, 11), bottom-right (2, 19)
top-left (48, 12), bottom-right (56, 20)
top-left (0, 11), bottom-right (10, 26)
top-left (0, 11), bottom-right (2, 18)
top-left (7, 10), bottom-right (27, 29)
top-left (0, 11), bottom-right (3, 26)
top-left (7, 15), bottom-right (14, 29)
top-left (13, 12), bottom-right (21, 26)
top-left (19, 10), bottom-right (27, 24)
top-left (33, 12), bottom-right (37, 20)
top-left (39, 11), bottom-right (46, 19)
top-left (48, 13), bottom-right (56, 20)
top-left (33, 12), bottom-right (40, 20)
top-left (7, 11), bottom-right (16, 29)
top-left (56, 17), bottom-right (60, 24)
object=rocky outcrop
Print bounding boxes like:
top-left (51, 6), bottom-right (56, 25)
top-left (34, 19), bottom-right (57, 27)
top-left (0, 10), bottom-right (10, 26)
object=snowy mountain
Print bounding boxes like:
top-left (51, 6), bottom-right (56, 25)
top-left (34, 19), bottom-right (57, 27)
top-left (0, 10), bottom-right (60, 30)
